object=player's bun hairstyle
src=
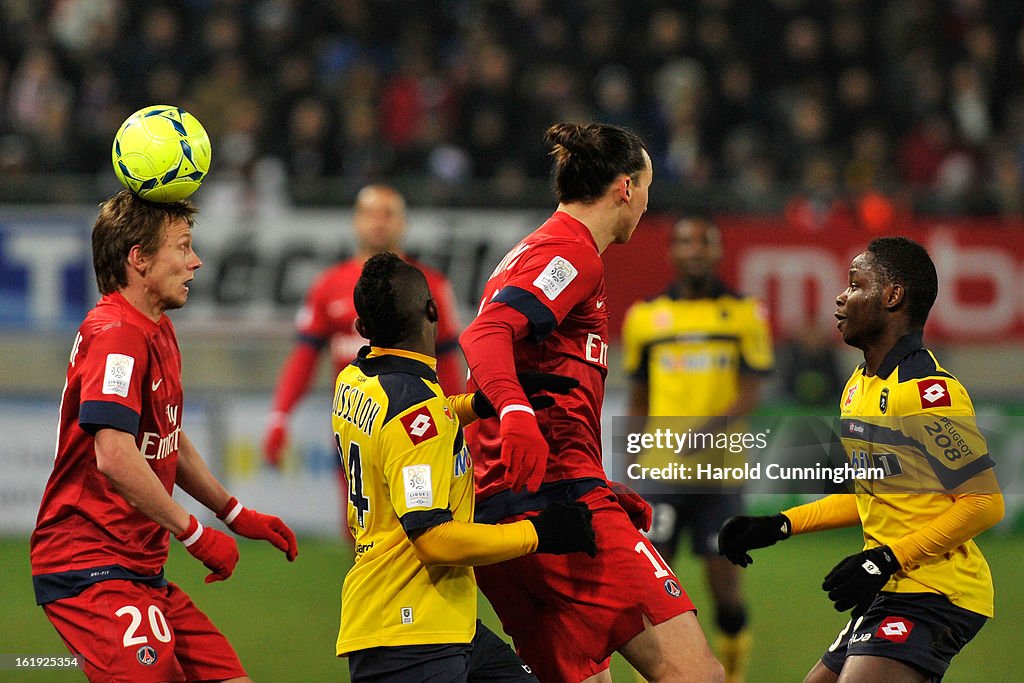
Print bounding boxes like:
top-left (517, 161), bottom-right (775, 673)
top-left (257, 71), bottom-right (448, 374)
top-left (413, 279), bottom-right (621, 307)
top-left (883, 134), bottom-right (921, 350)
top-left (867, 236), bottom-right (938, 327)
top-left (354, 252), bottom-right (432, 347)
top-left (93, 189), bottom-right (197, 295)
top-left (545, 122), bottom-right (648, 204)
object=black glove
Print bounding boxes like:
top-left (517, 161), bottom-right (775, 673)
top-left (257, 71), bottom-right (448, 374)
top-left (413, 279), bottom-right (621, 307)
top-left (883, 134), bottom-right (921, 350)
top-left (822, 546), bottom-right (900, 614)
top-left (529, 501), bottom-right (596, 557)
top-left (472, 373), bottom-right (580, 418)
top-left (718, 514), bottom-right (791, 567)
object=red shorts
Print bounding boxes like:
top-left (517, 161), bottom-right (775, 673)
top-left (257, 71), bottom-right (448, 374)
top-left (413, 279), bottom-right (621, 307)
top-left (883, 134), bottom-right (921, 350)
top-left (42, 580), bottom-right (246, 683)
top-left (476, 487), bottom-right (696, 682)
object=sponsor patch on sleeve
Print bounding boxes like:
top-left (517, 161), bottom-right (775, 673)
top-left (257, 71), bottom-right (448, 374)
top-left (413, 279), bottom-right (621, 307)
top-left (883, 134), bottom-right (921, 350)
top-left (102, 353), bottom-right (135, 397)
top-left (402, 464), bottom-right (433, 508)
top-left (532, 256), bottom-right (579, 301)
top-left (400, 406), bottom-right (439, 445)
top-left (917, 379), bottom-right (951, 408)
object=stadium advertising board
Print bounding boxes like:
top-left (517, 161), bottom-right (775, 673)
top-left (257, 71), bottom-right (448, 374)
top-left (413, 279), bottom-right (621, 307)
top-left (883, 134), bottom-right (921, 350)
top-left (603, 215), bottom-right (1024, 343)
top-left (2, 207), bottom-right (1023, 343)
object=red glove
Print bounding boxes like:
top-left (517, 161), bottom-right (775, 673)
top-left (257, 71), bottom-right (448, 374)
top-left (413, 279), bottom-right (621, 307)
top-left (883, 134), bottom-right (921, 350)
top-left (219, 497), bottom-right (299, 561)
top-left (176, 515), bottom-right (239, 583)
top-left (608, 480), bottom-right (653, 532)
top-left (499, 405), bottom-right (548, 493)
top-left (263, 412), bottom-right (288, 468)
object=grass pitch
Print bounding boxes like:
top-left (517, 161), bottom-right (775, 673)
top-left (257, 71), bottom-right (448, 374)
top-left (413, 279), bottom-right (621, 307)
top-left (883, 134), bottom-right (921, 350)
top-left (2, 528), bottom-right (1019, 681)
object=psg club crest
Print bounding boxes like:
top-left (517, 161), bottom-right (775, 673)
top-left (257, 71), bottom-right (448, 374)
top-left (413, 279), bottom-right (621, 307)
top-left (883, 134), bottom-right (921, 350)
top-left (664, 578), bottom-right (682, 597)
top-left (136, 645), bottom-right (158, 666)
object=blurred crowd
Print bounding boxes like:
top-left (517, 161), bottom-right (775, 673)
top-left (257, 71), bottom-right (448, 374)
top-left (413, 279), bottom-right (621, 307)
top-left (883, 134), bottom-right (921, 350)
top-left (1, 0), bottom-right (1023, 217)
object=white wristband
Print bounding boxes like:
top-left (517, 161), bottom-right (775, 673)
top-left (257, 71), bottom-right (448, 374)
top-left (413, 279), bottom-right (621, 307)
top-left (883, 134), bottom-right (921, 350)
top-left (499, 404), bottom-right (535, 419)
top-left (181, 520), bottom-right (204, 547)
top-left (223, 500), bottom-right (244, 525)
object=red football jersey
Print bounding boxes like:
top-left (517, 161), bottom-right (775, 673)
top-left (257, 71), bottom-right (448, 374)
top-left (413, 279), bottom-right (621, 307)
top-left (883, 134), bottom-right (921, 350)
top-left (31, 292), bottom-right (184, 579)
top-left (465, 212), bottom-right (609, 501)
top-left (296, 256), bottom-right (462, 392)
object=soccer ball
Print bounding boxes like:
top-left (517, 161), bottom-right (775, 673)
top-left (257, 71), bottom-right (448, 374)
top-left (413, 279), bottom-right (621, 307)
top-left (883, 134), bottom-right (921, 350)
top-left (111, 105), bottom-right (212, 202)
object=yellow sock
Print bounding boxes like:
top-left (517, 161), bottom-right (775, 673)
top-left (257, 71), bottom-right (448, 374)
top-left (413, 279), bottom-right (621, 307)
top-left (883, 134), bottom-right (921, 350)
top-left (717, 629), bottom-right (752, 683)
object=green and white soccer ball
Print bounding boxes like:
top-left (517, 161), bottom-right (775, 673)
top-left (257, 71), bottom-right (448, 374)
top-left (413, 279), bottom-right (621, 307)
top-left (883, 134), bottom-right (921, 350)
top-left (111, 105), bottom-right (212, 202)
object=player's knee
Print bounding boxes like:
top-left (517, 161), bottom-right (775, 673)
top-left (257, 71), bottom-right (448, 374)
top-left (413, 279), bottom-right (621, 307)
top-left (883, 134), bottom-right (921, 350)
top-left (653, 645), bottom-right (724, 683)
top-left (715, 604), bottom-right (747, 636)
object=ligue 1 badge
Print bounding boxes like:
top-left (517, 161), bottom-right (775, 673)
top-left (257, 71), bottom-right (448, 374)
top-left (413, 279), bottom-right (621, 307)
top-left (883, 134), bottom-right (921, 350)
top-left (879, 387), bottom-right (889, 414)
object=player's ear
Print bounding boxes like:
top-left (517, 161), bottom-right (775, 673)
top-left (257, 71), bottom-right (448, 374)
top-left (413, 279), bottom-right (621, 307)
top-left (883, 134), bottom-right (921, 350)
top-left (127, 244), bottom-right (148, 275)
top-left (618, 175), bottom-right (632, 203)
top-left (425, 298), bottom-right (439, 323)
top-left (884, 283), bottom-right (905, 311)
top-left (355, 317), bottom-right (370, 339)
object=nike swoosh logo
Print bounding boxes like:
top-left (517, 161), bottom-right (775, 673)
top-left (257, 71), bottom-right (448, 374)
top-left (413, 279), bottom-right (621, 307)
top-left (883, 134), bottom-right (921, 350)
top-left (596, 300), bottom-right (605, 309)
top-left (152, 379), bottom-right (163, 391)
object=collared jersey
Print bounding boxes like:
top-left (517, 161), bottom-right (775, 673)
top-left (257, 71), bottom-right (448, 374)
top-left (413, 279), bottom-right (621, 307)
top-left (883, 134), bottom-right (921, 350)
top-left (839, 332), bottom-right (996, 617)
top-left (621, 283), bottom-right (773, 479)
top-left (466, 212), bottom-right (610, 504)
top-left (333, 347), bottom-right (476, 655)
top-left (31, 292), bottom-right (184, 601)
top-left (297, 257), bottom-right (462, 391)
top-left (622, 282), bottom-right (773, 415)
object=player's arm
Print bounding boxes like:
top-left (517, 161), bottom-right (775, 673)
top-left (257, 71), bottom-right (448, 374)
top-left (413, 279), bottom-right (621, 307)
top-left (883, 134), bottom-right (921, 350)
top-left (264, 280), bottom-right (332, 467)
top-left (94, 428), bottom-right (241, 582)
top-left (95, 427), bottom-right (191, 534)
top-left (174, 429), bottom-right (231, 512)
top-left (177, 430), bottom-right (299, 561)
top-left (263, 340), bottom-right (321, 466)
top-left (409, 504), bottom-right (596, 566)
top-left (888, 470), bottom-right (1003, 569)
top-left (718, 494), bottom-right (859, 567)
top-left (447, 373), bottom-right (579, 425)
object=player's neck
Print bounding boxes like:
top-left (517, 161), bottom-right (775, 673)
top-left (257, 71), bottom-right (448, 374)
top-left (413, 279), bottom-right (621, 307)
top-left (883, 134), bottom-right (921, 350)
top-left (556, 203), bottom-right (615, 252)
top-left (119, 284), bottom-right (164, 323)
top-left (673, 275), bottom-right (715, 299)
top-left (861, 325), bottom-right (913, 376)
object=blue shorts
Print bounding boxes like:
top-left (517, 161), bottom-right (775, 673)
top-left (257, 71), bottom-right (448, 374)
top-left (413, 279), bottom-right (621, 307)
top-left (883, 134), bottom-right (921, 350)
top-left (820, 592), bottom-right (987, 680)
top-left (348, 621), bottom-right (535, 682)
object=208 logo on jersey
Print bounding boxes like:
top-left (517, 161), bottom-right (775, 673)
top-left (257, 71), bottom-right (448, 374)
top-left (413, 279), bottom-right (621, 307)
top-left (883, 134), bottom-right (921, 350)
top-left (400, 407), bottom-right (439, 445)
top-left (918, 379), bottom-right (951, 408)
top-left (875, 616), bottom-right (914, 643)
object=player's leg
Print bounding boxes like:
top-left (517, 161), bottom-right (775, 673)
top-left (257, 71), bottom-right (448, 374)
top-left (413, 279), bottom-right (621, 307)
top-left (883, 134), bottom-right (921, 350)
top-left (835, 656), bottom-right (930, 682)
top-left (159, 582), bottom-right (249, 682)
top-left (466, 620), bottom-right (537, 682)
top-left (476, 552), bottom-right (611, 682)
top-left (694, 492), bottom-right (750, 683)
top-left (803, 660), bottom-right (840, 683)
top-left (619, 610), bottom-right (724, 682)
top-left (811, 593), bottom-right (986, 683)
top-left (41, 580), bottom-right (188, 682)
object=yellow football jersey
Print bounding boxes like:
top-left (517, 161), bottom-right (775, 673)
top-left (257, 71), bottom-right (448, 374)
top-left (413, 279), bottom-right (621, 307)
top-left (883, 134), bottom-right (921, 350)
top-left (838, 333), bottom-right (997, 617)
top-left (622, 284), bottom-right (774, 480)
top-left (332, 347), bottom-right (477, 655)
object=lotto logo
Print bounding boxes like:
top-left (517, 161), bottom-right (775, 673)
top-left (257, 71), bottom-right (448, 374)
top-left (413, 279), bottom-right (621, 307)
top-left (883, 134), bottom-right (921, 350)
top-left (918, 379), bottom-right (951, 408)
top-left (400, 407), bottom-right (438, 445)
top-left (875, 616), bottom-right (914, 643)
